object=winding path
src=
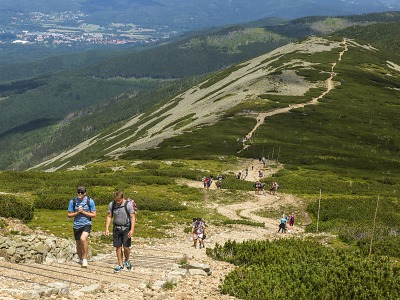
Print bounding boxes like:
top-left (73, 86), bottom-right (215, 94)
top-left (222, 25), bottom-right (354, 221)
top-left (241, 38), bottom-right (348, 150)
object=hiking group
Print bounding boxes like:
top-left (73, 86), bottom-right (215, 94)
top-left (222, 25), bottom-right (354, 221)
top-left (277, 213), bottom-right (295, 233)
top-left (68, 186), bottom-right (137, 273)
top-left (202, 174), bottom-right (223, 189)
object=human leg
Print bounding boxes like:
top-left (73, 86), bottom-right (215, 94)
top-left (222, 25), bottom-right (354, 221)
top-left (123, 246), bottom-right (132, 270)
top-left (113, 226), bottom-right (125, 272)
top-left (73, 227), bottom-right (83, 260)
top-left (74, 226), bottom-right (90, 266)
top-left (200, 236), bottom-right (206, 249)
top-left (80, 231), bottom-right (90, 259)
top-left (192, 234), bottom-right (198, 248)
top-left (116, 246), bottom-right (123, 266)
top-left (75, 240), bottom-right (82, 260)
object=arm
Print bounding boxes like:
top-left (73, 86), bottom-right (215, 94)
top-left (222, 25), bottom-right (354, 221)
top-left (105, 213), bottom-right (112, 236)
top-left (67, 210), bottom-right (79, 218)
top-left (81, 209), bottom-right (96, 219)
top-left (67, 200), bottom-right (78, 218)
top-left (128, 213), bottom-right (136, 238)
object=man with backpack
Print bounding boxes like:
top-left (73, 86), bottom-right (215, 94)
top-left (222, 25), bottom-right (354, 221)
top-left (105, 191), bottom-right (136, 273)
top-left (67, 186), bottom-right (96, 268)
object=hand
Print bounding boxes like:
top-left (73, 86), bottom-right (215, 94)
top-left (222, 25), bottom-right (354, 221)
top-left (128, 230), bottom-right (133, 238)
top-left (78, 206), bottom-right (83, 212)
top-left (105, 229), bottom-right (109, 236)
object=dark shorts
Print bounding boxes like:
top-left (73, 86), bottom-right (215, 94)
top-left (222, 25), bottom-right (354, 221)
top-left (73, 225), bottom-right (92, 240)
top-left (113, 225), bottom-right (131, 248)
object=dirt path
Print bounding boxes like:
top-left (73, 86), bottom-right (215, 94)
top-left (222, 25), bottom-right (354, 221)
top-left (241, 38), bottom-right (348, 151)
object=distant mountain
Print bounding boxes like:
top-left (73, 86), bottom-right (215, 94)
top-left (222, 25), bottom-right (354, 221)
top-left (32, 30), bottom-right (400, 178)
top-left (1, 0), bottom-right (400, 31)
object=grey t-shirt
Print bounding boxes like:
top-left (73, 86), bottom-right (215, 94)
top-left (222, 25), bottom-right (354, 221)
top-left (108, 200), bottom-right (135, 226)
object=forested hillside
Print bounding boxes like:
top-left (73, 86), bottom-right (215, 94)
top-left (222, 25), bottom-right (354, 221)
top-left (1, 12), bottom-right (400, 170)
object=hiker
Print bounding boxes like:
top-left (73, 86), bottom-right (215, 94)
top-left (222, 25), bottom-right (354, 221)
top-left (105, 191), bottom-right (136, 273)
top-left (260, 182), bottom-right (266, 195)
top-left (192, 217), bottom-right (205, 249)
top-left (289, 213), bottom-right (295, 227)
top-left (270, 181), bottom-right (277, 195)
top-left (216, 180), bottom-right (222, 189)
top-left (207, 176), bottom-right (213, 188)
top-left (199, 218), bottom-right (207, 249)
top-left (254, 181), bottom-right (259, 194)
top-left (67, 186), bottom-right (96, 268)
top-left (277, 215), bottom-right (287, 233)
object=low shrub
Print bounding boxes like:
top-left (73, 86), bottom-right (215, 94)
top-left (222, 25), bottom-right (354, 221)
top-left (0, 194), bottom-right (34, 222)
top-left (135, 196), bottom-right (186, 212)
top-left (207, 239), bottom-right (400, 300)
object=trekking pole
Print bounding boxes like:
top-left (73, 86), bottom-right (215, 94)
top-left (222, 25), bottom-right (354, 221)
top-left (369, 195), bottom-right (380, 257)
top-left (316, 189), bottom-right (321, 233)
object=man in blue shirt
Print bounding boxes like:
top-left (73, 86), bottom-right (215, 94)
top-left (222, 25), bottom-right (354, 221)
top-left (67, 186), bottom-right (96, 268)
top-left (277, 215), bottom-right (287, 233)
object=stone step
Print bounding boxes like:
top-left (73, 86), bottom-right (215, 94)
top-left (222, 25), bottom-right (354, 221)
top-left (0, 247), bottom-right (180, 294)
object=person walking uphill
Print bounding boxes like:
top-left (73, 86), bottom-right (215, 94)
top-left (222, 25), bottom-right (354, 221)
top-left (67, 186), bottom-right (96, 268)
top-left (105, 191), bottom-right (136, 273)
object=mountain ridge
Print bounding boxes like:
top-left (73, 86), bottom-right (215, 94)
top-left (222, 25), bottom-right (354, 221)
top-left (2, 12), bottom-right (400, 170)
top-left (32, 36), bottom-right (379, 172)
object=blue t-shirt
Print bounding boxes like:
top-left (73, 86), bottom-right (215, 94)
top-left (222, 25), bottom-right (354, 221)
top-left (68, 196), bottom-right (96, 229)
top-left (280, 217), bottom-right (287, 224)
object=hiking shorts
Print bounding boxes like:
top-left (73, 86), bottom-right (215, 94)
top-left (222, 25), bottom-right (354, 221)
top-left (73, 225), bottom-right (92, 240)
top-left (193, 233), bottom-right (203, 240)
top-left (113, 225), bottom-right (131, 248)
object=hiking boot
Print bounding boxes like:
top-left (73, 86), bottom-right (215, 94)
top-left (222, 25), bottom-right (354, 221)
top-left (81, 259), bottom-right (88, 268)
top-left (124, 261), bottom-right (132, 271)
top-left (114, 265), bottom-right (124, 273)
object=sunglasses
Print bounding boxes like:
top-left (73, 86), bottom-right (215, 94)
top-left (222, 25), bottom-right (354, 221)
top-left (77, 191), bottom-right (85, 194)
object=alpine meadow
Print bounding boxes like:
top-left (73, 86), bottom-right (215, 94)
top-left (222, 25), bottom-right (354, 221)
top-left (0, 11), bottom-right (400, 299)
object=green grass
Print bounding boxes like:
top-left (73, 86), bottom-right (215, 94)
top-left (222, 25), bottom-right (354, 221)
top-left (0, 159), bottom-right (246, 247)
